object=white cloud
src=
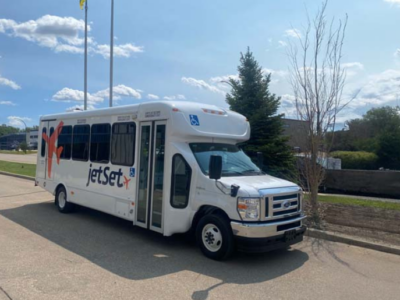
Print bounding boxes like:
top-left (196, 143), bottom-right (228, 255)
top-left (52, 85), bottom-right (141, 107)
top-left (95, 43), bottom-right (144, 59)
top-left (182, 77), bottom-right (225, 95)
top-left (0, 15), bottom-right (143, 58)
top-left (279, 94), bottom-right (298, 119)
top-left (341, 62), bottom-right (364, 70)
top-left (163, 94), bottom-right (186, 101)
top-left (0, 15), bottom-right (88, 50)
top-left (335, 111), bottom-right (362, 124)
top-left (384, 0), bottom-right (400, 5)
top-left (7, 116), bottom-right (31, 128)
top-left (54, 44), bottom-right (84, 54)
top-left (94, 84), bottom-right (141, 100)
top-left (0, 101), bottom-right (16, 106)
top-left (394, 49), bottom-right (400, 58)
top-left (285, 29), bottom-right (302, 39)
top-left (262, 68), bottom-right (288, 77)
top-left (52, 87), bottom-right (103, 104)
top-left (0, 74), bottom-right (21, 90)
top-left (66, 104), bottom-right (95, 112)
top-left (210, 74), bottom-right (239, 84)
top-left (147, 94), bottom-right (159, 100)
top-left (349, 69), bottom-right (400, 108)
top-left (278, 40), bottom-right (287, 48)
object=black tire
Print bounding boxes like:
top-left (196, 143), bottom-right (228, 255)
top-left (196, 214), bottom-right (235, 260)
top-left (55, 186), bottom-right (75, 213)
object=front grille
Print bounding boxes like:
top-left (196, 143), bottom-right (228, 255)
top-left (264, 191), bottom-right (301, 219)
top-left (274, 208), bottom-right (298, 216)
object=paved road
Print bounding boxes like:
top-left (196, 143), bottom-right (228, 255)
top-left (1, 175), bottom-right (400, 300)
top-left (0, 153), bottom-right (37, 164)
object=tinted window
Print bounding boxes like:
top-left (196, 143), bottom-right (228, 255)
top-left (111, 122), bottom-right (136, 166)
top-left (41, 127), bottom-right (47, 157)
top-left (58, 126), bottom-right (72, 160)
top-left (171, 155), bottom-right (192, 209)
top-left (90, 124), bottom-right (111, 163)
top-left (72, 125), bottom-right (90, 161)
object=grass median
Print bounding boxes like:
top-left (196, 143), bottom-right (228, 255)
top-left (0, 160), bottom-right (36, 177)
top-left (318, 195), bottom-right (400, 211)
top-left (0, 150), bottom-right (37, 155)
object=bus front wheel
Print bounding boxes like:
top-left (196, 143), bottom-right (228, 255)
top-left (196, 214), bottom-right (235, 260)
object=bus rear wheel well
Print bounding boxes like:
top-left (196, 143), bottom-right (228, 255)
top-left (191, 205), bottom-right (230, 232)
top-left (54, 184), bottom-right (66, 197)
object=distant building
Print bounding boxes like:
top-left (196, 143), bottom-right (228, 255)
top-left (281, 118), bottom-right (309, 152)
top-left (0, 133), bottom-right (26, 150)
top-left (0, 130), bottom-right (38, 150)
top-left (27, 130), bottom-right (39, 149)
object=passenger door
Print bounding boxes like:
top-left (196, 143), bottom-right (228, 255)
top-left (136, 121), bottom-right (167, 233)
top-left (38, 119), bottom-right (58, 181)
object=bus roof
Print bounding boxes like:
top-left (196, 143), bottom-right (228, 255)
top-left (40, 101), bottom-right (250, 142)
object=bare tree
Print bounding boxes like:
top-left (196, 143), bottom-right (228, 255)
top-left (287, 0), bottom-right (351, 223)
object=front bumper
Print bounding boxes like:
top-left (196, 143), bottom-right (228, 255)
top-left (231, 215), bottom-right (306, 253)
top-left (231, 215), bottom-right (306, 238)
top-left (234, 226), bottom-right (306, 253)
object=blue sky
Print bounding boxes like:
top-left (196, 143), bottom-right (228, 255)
top-left (0, 0), bottom-right (400, 128)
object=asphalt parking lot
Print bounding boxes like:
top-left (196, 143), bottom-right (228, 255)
top-left (1, 174), bottom-right (400, 300)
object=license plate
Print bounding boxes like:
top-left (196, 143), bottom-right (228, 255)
top-left (284, 229), bottom-right (297, 242)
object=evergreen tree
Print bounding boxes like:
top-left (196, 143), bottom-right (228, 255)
top-left (226, 48), bottom-right (294, 176)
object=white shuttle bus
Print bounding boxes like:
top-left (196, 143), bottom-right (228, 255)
top-left (36, 101), bottom-right (306, 260)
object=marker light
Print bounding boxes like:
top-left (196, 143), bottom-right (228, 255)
top-left (202, 108), bottom-right (226, 115)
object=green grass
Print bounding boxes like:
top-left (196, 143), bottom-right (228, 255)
top-left (318, 195), bottom-right (400, 211)
top-left (0, 150), bottom-right (37, 155)
top-left (0, 160), bottom-right (36, 177)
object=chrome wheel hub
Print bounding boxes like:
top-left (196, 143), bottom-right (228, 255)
top-left (202, 224), bottom-right (223, 252)
top-left (58, 191), bottom-right (66, 209)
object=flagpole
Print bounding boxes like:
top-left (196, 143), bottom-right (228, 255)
top-left (84, 0), bottom-right (88, 110)
top-left (109, 0), bottom-right (114, 108)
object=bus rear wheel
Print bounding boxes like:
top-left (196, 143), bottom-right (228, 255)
top-left (196, 214), bottom-right (235, 260)
top-left (56, 186), bottom-right (75, 213)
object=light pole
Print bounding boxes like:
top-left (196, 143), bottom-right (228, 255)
top-left (15, 118), bottom-right (28, 148)
top-left (109, 0), bottom-right (114, 108)
top-left (84, 0), bottom-right (88, 110)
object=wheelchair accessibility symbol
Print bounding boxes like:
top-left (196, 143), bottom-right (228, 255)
top-left (189, 115), bottom-right (200, 126)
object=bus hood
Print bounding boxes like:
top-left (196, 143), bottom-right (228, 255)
top-left (219, 175), bottom-right (299, 196)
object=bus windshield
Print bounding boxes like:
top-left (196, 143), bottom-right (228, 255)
top-left (190, 143), bottom-right (262, 177)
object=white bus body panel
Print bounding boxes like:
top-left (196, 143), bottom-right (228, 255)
top-left (35, 100), bottom-right (303, 246)
top-left (36, 101), bottom-right (250, 235)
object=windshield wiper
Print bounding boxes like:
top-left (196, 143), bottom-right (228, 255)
top-left (221, 170), bottom-right (243, 176)
top-left (241, 169), bottom-right (263, 175)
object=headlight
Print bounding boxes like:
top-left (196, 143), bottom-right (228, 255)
top-left (237, 197), bottom-right (261, 221)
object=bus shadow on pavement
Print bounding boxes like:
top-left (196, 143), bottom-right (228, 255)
top-left (0, 201), bottom-right (309, 299)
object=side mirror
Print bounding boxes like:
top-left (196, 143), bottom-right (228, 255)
top-left (209, 155), bottom-right (222, 180)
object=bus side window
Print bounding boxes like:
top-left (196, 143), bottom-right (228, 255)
top-left (171, 154), bottom-right (192, 209)
top-left (90, 123), bottom-right (111, 164)
top-left (111, 122), bottom-right (136, 166)
top-left (58, 126), bottom-right (72, 159)
top-left (72, 125), bottom-right (90, 161)
top-left (41, 127), bottom-right (47, 157)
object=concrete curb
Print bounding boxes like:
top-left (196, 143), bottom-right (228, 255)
top-left (306, 228), bottom-right (400, 256)
top-left (0, 171), bottom-right (35, 182)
